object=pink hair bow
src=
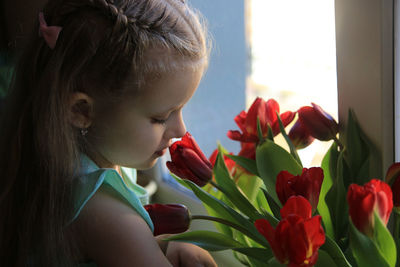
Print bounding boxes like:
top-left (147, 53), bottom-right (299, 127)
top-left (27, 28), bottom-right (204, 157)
top-left (38, 12), bottom-right (62, 49)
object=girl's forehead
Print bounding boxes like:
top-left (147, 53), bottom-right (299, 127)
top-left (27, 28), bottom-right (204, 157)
top-left (133, 66), bottom-right (203, 113)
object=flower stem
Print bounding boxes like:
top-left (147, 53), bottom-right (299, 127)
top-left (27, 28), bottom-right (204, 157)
top-left (190, 214), bottom-right (268, 247)
top-left (333, 136), bottom-right (344, 150)
top-left (209, 180), bottom-right (224, 192)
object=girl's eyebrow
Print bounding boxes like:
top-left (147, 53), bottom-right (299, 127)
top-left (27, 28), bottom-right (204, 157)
top-left (158, 104), bottom-right (183, 115)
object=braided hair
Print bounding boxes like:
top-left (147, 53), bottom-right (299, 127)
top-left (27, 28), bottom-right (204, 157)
top-left (0, 0), bottom-right (209, 266)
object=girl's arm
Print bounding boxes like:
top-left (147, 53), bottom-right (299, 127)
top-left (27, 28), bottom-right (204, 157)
top-left (73, 187), bottom-right (217, 267)
top-left (73, 187), bottom-right (172, 267)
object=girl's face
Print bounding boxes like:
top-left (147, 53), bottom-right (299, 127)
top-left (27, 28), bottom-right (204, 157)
top-left (90, 66), bottom-right (203, 170)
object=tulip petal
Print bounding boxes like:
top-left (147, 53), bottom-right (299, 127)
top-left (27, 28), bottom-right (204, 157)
top-left (227, 130), bottom-right (244, 141)
top-left (272, 111), bottom-right (296, 136)
top-left (385, 162), bottom-right (400, 184)
top-left (234, 110), bottom-right (248, 132)
top-left (392, 176), bottom-right (400, 207)
top-left (144, 203), bottom-right (190, 235)
top-left (276, 170), bottom-right (297, 205)
top-left (265, 99), bottom-right (280, 127)
top-left (288, 120), bottom-right (315, 150)
top-left (181, 132), bottom-right (212, 167)
top-left (166, 161), bottom-right (206, 186)
top-left (238, 142), bottom-right (256, 160)
top-left (298, 105), bottom-right (338, 141)
top-left (281, 196), bottom-right (312, 220)
top-left (371, 179), bottom-right (393, 224)
top-left (298, 167), bottom-right (324, 212)
top-left (181, 148), bottom-right (213, 183)
top-left (246, 97), bottom-right (264, 135)
top-left (347, 183), bottom-right (376, 235)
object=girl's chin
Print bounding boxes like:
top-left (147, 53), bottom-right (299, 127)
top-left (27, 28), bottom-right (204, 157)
top-left (134, 157), bottom-right (159, 170)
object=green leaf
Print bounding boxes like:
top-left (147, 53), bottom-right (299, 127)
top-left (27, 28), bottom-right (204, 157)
top-left (267, 257), bottom-right (285, 266)
top-left (345, 109), bottom-right (371, 185)
top-left (319, 143), bottom-right (336, 239)
top-left (173, 175), bottom-right (269, 247)
top-left (259, 210), bottom-right (279, 228)
top-left (202, 189), bottom-right (233, 237)
top-left (236, 172), bottom-right (263, 203)
top-left (354, 157), bottom-right (370, 186)
top-left (234, 248), bottom-right (272, 266)
top-left (257, 117), bottom-right (267, 143)
top-left (234, 231), bottom-right (271, 267)
top-left (315, 250), bottom-right (339, 267)
top-left (204, 203), bottom-right (233, 237)
top-left (226, 154), bottom-right (259, 177)
top-left (261, 188), bottom-right (281, 220)
top-left (325, 150), bottom-right (349, 242)
top-left (276, 112), bottom-right (302, 167)
top-left (349, 220), bottom-right (390, 267)
top-left (167, 231), bottom-right (273, 263)
top-left (267, 125), bottom-right (274, 141)
top-left (255, 188), bottom-right (273, 215)
top-left (213, 150), bottom-right (261, 220)
top-left (256, 139), bottom-right (303, 205)
top-left (321, 235), bottom-right (352, 267)
top-left (373, 212), bottom-right (397, 267)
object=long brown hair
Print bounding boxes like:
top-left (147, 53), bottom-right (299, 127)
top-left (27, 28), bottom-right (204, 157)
top-left (0, 0), bottom-right (209, 265)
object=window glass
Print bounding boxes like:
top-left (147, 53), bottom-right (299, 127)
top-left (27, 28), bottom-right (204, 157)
top-left (249, 0), bottom-right (338, 166)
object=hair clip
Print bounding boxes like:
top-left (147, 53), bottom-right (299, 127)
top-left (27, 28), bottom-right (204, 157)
top-left (38, 12), bottom-right (62, 49)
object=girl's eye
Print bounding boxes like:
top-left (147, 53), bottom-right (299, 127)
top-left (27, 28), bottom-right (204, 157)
top-left (151, 118), bottom-right (167, 125)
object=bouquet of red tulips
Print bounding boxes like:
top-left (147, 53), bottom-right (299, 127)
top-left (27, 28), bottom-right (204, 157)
top-left (147, 97), bottom-right (400, 267)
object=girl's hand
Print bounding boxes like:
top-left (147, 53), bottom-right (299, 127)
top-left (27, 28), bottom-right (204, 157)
top-left (165, 241), bottom-right (217, 267)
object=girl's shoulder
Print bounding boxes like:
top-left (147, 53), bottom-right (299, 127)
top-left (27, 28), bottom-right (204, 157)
top-left (68, 155), bottom-right (170, 266)
top-left (71, 186), bottom-right (171, 267)
top-left (71, 154), bottom-right (154, 231)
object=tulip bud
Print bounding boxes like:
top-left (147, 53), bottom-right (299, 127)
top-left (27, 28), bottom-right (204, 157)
top-left (255, 196), bottom-right (325, 267)
top-left (347, 179), bottom-right (393, 236)
top-left (391, 177), bottom-right (400, 209)
top-left (144, 203), bottom-right (191, 236)
top-left (167, 132), bottom-right (213, 187)
top-left (385, 162), bottom-right (400, 209)
top-left (276, 167), bottom-right (324, 213)
top-left (298, 103), bottom-right (339, 141)
top-left (288, 120), bottom-right (315, 149)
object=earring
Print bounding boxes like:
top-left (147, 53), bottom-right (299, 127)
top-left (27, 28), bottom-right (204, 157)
top-left (80, 128), bottom-right (88, 136)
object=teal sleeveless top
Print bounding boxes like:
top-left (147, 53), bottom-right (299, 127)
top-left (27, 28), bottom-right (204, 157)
top-left (73, 155), bottom-right (154, 266)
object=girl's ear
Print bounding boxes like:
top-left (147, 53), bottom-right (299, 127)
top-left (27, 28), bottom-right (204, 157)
top-left (68, 92), bottom-right (94, 129)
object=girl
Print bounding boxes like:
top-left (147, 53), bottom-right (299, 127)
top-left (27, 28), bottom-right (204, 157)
top-left (0, 0), bottom-right (216, 266)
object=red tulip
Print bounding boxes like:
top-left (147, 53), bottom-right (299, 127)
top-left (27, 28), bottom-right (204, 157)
top-left (209, 149), bottom-right (236, 176)
top-left (391, 177), bottom-right (400, 208)
top-left (144, 203), bottom-right (191, 236)
top-left (276, 168), bottom-right (324, 213)
top-left (238, 142), bottom-right (256, 160)
top-left (385, 162), bottom-right (400, 208)
top-left (288, 120), bottom-right (315, 149)
top-left (167, 132), bottom-right (213, 187)
top-left (227, 98), bottom-right (295, 143)
top-left (347, 179), bottom-right (393, 236)
top-left (298, 103), bottom-right (339, 141)
top-left (255, 196), bottom-right (325, 267)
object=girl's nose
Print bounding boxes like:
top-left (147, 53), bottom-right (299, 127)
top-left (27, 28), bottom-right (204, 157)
top-left (166, 111), bottom-right (186, 139)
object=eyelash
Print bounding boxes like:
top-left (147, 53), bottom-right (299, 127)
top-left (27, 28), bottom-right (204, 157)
top-left (151, 118), bottom-right (167, 125)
